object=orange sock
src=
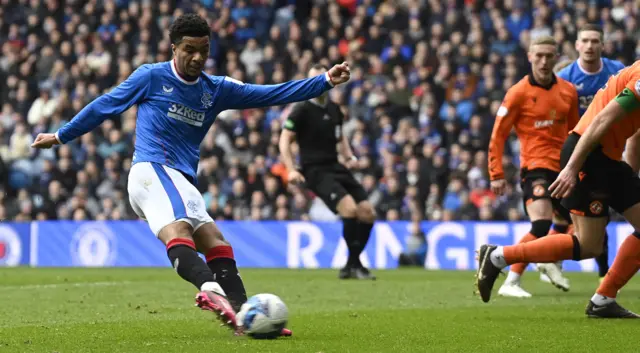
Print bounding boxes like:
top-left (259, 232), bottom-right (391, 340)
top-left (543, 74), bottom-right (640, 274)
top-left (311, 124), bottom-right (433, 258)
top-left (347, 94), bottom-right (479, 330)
top-left (597, 234), bottom-right (640, 298)
top-left (509, 233), bottom-right (537, 275)
top-left (504, 234), bottom-right (576, 265)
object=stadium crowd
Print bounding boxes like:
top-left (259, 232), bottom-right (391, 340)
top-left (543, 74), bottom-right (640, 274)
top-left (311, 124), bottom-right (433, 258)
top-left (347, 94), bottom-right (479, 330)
top-left (0, 0), bottom-right (638, 223)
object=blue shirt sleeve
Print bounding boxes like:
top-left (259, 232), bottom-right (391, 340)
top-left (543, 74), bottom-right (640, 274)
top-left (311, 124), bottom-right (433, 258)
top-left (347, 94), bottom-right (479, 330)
top-left (56, 65), bottom-right (152, 144)
top-left (216, 74), bottom-right (333, 111)
top-left (556, 65), bottom-right (570, 81)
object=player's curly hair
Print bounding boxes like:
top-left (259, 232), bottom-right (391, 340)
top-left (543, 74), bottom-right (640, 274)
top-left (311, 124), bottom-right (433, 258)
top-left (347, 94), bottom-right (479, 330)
top-left (169, 14), bottom-right (210, 45)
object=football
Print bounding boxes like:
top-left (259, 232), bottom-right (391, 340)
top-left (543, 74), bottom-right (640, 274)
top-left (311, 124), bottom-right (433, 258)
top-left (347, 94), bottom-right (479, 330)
top-left (236, 293), bottom-right (289, 339)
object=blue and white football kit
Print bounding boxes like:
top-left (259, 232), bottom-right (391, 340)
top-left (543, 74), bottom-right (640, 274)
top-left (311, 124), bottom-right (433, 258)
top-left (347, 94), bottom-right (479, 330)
top-left (56, 60), bottom-right (336, 235)
top-left (557, 57), bottom-right (625, 116)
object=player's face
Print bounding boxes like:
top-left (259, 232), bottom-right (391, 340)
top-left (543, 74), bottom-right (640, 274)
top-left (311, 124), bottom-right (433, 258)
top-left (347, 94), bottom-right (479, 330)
top-left (528, 44), bottom-right (558, 79)
top-left (576, 30), bottom-right (602, 63)
top-left (172, 36), bottom-right (210, 78)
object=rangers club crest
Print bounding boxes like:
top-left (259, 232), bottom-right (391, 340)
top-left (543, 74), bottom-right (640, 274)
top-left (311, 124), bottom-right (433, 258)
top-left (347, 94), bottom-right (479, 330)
top-left (201, 92), bottom-right (212, 109)
top-left (187, 200), bottom-right (198, 213)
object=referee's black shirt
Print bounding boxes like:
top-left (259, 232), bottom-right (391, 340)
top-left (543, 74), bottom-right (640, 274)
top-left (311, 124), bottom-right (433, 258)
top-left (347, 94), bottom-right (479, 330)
top-left (283, 100), bottom-right (345, 167)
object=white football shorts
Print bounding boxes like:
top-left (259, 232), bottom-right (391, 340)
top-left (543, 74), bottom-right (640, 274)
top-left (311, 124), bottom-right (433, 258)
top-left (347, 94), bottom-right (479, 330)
top-left (128, 162), bottom-right (214, 236)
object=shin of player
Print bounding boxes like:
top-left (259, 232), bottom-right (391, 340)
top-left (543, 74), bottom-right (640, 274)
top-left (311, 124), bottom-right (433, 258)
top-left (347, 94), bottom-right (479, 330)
top-left (487, 36), bottom-right (577, 298)
top-left (335, 194), bottom-right (376, 277)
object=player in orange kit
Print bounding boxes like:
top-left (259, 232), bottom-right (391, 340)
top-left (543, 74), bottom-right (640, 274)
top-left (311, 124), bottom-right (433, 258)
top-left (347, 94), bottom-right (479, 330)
top-left (487, 35), bottom-right (579, 298)
top-left (477, 59), bottom-right (640, 318)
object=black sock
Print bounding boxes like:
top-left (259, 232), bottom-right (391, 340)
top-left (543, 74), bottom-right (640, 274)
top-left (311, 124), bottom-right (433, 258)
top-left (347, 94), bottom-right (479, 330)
top-left (206, 246), bottom-right (247, 312)
top-left (356, 221), bottom-right (374, 267)
top-left (166, 239), bottom-right (215, 290)
top-left (342, 217), bottom-right (360, 267)
top-left (595, 231), bottom-right (610, 277)
top-left (571, 235), bottom-right (582, 261)
top-left (552, 224), bottom-right (568, 233)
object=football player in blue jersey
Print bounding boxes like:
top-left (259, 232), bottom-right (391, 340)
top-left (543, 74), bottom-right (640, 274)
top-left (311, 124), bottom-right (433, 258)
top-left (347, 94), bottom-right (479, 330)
top-left (31, 14), bottom-right (351, 336)
top-left (553, 24), bottom-right (624, 284)
top-left (557, 24), bottom-right (625, 116)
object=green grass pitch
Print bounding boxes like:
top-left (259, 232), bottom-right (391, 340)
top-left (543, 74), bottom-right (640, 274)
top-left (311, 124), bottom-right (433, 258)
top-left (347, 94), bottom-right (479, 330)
top-left (0, 268), bottom-right (638, 353)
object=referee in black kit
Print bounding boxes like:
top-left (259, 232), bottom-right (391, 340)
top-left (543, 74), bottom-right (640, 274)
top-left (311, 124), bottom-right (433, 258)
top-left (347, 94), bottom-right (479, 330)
top-left (279, 64), bottom-right (377, 280)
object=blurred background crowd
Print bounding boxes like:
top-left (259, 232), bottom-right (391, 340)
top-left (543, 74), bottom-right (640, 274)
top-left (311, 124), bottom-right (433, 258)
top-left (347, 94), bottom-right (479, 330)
top-left (0, 0), bottom-right (637, 225)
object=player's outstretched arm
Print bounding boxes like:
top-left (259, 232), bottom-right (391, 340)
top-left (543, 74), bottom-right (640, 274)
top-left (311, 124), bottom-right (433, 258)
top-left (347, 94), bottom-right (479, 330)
top-left (32, 65), bottom-right (151, 149)
top-left (217, 62), bottom-right (350, 111)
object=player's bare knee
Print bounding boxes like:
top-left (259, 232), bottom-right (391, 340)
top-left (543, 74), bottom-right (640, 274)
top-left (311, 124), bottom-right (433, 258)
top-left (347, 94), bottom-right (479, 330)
top-left (357, 203), bottom-right (375, 223)
top-left (336, 196), bottom-right (357, 218)
top-left (340, 206), bottom-right (357, 218)
top-left (212, 238), bottom-right (230, 248)
top-left (207, 227), bottom-right (229, 247)
top-left (208, 224), bottom-right (225, 241)
top-left (158, 221), bottom-right (194, 245)
top-left (193, 222), bottom-right (230, 252)
top-left (526, 199), bottom-right (554, 220)
top-left (573, 216), bottom-right (608, 259)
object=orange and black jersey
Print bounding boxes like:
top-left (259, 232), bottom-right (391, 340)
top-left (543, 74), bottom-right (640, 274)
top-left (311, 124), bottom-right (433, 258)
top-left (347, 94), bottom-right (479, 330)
top-left (488, 74), bottom-right (579, 180)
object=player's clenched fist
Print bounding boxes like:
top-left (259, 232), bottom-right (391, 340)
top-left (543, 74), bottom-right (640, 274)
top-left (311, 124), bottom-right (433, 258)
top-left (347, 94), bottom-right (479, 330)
top-left (328, 62), bottom-right (351, 85)
top-left (287, 170), bottom-right (306, 185)
top-left (490, 179), bottom-right (506, 196)
top-left (31, 133), bottom-right (60, 149)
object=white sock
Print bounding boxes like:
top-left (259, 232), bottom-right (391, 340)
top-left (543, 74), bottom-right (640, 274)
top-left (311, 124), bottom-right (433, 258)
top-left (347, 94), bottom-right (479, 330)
top-left (489, 246), bottom-right (507, 268)
top-left (591, 293), bottom-right (614, 306)
top-left (201, 281), bottom-right (226, 296)
top-left (505, 271), bottom-right (521, 284)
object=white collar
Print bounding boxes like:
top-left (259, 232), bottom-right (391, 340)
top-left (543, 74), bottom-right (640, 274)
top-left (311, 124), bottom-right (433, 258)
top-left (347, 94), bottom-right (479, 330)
top-left (171, 59), bottom-right (200, 85)
top-left (577, 58), bottom-right (603, 76)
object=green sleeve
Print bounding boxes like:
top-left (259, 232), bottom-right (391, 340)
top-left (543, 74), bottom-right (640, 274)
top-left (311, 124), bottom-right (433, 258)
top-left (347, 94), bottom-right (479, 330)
top-left (283, 104), bottom-right (303, 131)
top-left (614, 88), bottom-right (640, 113)
top-left (283, 119), bottom-right (295, 130)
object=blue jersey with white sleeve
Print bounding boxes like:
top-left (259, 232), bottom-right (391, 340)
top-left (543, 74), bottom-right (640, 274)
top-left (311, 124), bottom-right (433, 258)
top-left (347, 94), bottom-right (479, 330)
top-left (56, 60), bottom-right (335, 183)
top-left (557, 57), bottom-right (625, 115)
